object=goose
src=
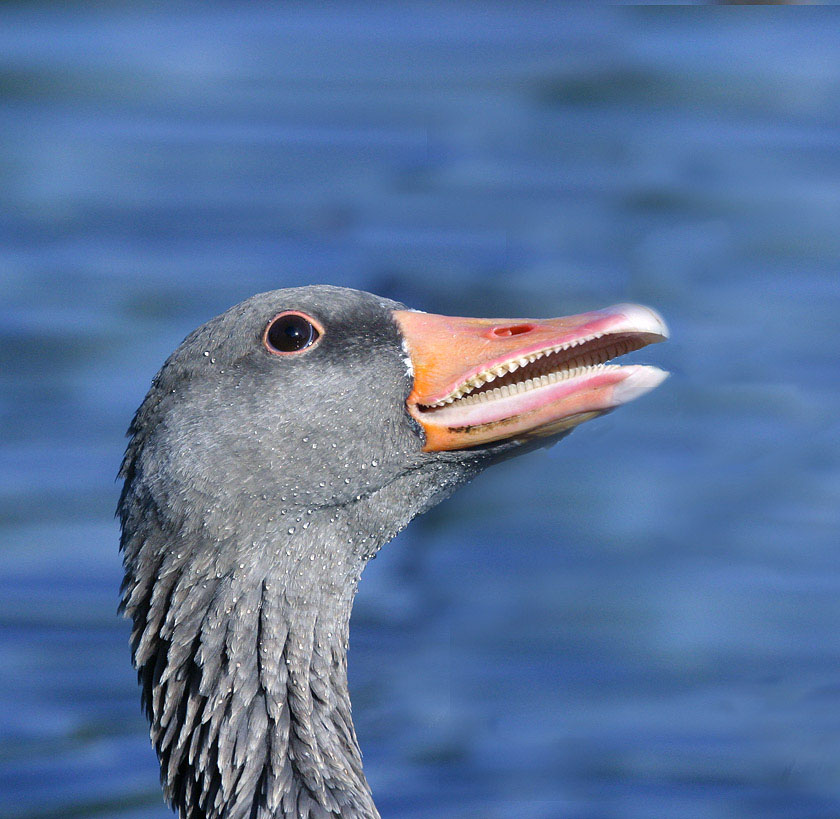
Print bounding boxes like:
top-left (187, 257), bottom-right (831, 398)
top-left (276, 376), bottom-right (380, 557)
top-left (119, 285), bottom-right (668, 819)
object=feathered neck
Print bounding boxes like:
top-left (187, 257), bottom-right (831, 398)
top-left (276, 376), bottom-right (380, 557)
top-left (119, 450), bottom-right (483, 819)
top-left (120, 465), bottom-right (400, 817)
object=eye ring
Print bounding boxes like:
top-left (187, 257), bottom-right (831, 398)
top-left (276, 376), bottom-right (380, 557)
top-left (263, 311), bottom-right (323, 355)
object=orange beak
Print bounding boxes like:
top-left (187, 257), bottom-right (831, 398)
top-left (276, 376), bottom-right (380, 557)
top-left (393, 304), bottom-right (668, 452)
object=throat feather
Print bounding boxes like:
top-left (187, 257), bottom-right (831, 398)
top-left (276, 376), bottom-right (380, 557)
top-left (125, 531), bottom-right (379, 819)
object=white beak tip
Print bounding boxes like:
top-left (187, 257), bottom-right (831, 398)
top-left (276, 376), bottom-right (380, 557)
top-left (608, 303), bottom-right (670, 341)
top-left (612, 365), bottom-right (669, 405)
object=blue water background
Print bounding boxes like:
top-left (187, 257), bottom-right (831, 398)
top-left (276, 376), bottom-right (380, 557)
top-left (1, 6), bottom-right (839, 818)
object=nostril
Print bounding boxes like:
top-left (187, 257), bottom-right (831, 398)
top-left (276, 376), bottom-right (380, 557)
top-left (489, 323), bottom-right (535, 338)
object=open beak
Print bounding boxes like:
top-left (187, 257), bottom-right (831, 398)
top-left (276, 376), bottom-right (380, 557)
top-left (393, 304), bottom-right (668, 452)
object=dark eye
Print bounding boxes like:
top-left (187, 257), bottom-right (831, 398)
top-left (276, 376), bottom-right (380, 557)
top-left (264, 311), bottom-right (321, 354)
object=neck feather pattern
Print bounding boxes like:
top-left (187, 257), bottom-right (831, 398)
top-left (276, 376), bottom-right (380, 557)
top-left (120, 489), bottom-right (381, 819)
